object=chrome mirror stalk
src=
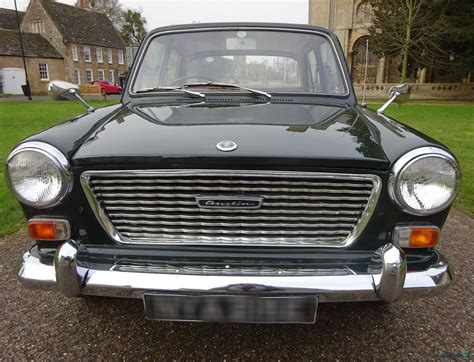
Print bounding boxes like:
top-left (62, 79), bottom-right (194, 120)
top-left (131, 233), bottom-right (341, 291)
top-left (48, 80), bottom-right (95, 113)
top-left (377, 84), bottom-right (411, 115)
top-left (69, 88), bottom-right (95, 113)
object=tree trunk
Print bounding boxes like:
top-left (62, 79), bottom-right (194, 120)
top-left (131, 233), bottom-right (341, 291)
top-left (401, 0), bottom-right (413, 83)
top-left (401, 48), bottom-right (408, 82)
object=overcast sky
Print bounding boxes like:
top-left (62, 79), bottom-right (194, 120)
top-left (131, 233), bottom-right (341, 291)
top-left (1, 0), bottom-right (309, 28)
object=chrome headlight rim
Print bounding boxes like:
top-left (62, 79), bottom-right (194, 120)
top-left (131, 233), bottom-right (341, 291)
top-left (5, 141), bottom-right (73, 208)
top-left (389, 146), bottom-right (460, 216)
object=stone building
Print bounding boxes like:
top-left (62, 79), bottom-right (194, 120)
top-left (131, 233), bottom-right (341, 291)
top-left (308, 0), bottom-right (474, 101)
top-left (0, 28), bottom-right (64, 94)
top-left (0, 0), bottom-right (127, 94)
top-left (308, 0), bottom-right (402, 84)
top-left (0, 7), bottom-right (64, 94)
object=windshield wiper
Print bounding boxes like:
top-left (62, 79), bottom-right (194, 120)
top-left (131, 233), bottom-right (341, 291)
top-left (183, 82), bottom-right (272, 99)
top-left (135, 86), bottom-right (205, 98)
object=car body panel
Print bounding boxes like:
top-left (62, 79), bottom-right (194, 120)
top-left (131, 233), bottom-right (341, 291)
top-left (72, 102), bottom-right (389, 169)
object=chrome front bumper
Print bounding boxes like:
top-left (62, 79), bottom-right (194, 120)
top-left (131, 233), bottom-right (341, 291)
top-left (17, 242), bottom-right (453, 303)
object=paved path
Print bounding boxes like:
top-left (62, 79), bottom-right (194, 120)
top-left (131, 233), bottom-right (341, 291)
top-left (0, 209), bottom-right (472, 359)
top-left (0, 94), bottom-right (121, 101)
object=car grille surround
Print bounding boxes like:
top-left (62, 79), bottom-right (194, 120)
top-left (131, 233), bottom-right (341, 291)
top-left (81, 170), bottom-right (381, 247)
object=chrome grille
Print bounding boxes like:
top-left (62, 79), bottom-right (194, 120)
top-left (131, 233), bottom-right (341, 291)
top-left (81, 170), bottom-right (381, 247)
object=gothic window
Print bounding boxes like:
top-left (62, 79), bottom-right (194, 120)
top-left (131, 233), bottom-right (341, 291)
top-left (355, 2), bottom-right (373, 25)
top-left (353, 37), bottom-right (378, 66)
top-left (351, 37), bottom-right (378, 83)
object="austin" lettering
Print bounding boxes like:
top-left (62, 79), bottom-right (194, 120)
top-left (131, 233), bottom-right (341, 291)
top-left (196, 197), bottom-right (263, 209)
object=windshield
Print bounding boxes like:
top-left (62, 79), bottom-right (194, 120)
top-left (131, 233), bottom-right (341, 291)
top-left (131, 29), bottom-right (348, 95)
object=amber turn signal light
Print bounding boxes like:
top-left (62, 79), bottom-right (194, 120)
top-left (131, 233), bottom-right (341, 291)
top-left (392, 225), bottom-right (439, 248)
top-left (28, 219), bottom-right (70, 241)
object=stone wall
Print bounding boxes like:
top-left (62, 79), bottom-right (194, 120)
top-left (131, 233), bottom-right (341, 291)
top-left (354, 83), bottom-right (474, 102)
top-left (0, 55), bottom-right (64, 94)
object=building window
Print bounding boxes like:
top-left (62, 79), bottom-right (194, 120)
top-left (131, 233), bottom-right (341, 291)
top-left (109, 69), bottom-right (114, 82)
top-left (84, 47), bottom-right (91, 62)
top-left (118, 50), bottom-right (124, 65)
top-left (39, 62), bottom-right (49, 80)
top-left (73, 69), bottom-right (81, 84)
top-left (71, 45), bottom-right (78, 62)
top-left (30, 20), bottom-right (44, 34)
top-left (86, 69), bottom-right (93, 82)
top-left (355, 2), bottom-right (373, 25)
top-left (96, 48), bottom-right (103, 63)
top-left (108, 49), bottom-right (113, 64)
top-left (98, 69), bottom-right (105, 80)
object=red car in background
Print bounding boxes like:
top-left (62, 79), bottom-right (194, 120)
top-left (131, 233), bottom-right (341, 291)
top-left (91, 80), bottom-right (122, 95)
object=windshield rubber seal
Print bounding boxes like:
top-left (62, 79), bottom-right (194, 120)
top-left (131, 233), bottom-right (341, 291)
top-left (127, 26), bottom-right (351, 99)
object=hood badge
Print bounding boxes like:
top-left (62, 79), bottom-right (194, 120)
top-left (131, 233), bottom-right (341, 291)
top-left (216, 140), bottom-right (238, 152)
top-left (196, 196), bottom-right (263, 209)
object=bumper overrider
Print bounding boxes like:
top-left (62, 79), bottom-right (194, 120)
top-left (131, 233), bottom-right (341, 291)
top-left (17, 241), bottom-right (453, 303)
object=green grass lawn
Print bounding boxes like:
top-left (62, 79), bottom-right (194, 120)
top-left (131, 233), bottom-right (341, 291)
top-left (372, 102), bottom-right (474, 216)
top-left (0, 99), bottom-right (118, 237)
top-left (0, 100), bottom-right (472, 237)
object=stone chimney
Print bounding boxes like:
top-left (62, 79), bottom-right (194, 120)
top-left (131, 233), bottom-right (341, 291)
top-left (75, 0), bottom-right (91, 8)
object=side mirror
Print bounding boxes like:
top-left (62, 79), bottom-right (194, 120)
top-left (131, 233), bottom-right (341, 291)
top-left (377, 84), bottom-right (411, 115)
top-left (48, 80), bottom-right (94, 113)
top-left (389, 84), bottom-right (410, 105)
top-left (48, 80), bottom-right (80, 100)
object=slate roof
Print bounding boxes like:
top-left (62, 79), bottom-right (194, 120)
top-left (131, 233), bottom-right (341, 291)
top-left (0, 29), bottom-right (63, 58)
top-left (0, 8), bottom-right (25, 31)
top-left (41, 0), bottom-right (126, 49)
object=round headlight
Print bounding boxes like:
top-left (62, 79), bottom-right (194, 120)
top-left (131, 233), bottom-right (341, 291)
top-left (389, 147), bottom-right (460, 215)
top-left (6, 142), bottom-right (72, 208)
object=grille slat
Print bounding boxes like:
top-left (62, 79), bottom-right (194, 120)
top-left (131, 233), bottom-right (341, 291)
top-left (120, 233), bottom-right (347, 245)
top-left (81, 170), bottom-right (381, 247)
top-left (108, 212), bottom-right (359, 222)
top-left (100, 198), bottom-right (367, 209)
top-left (112, 219), bottom-right (356, 229)
top-left (93, 185), bottom-right (372, 195)
top-left (104, 205), bottom-right (363, 216)
top-left (96, 192), bottom-right (370, 202)
top-left (115, 225), bottom-right (351, 236)
top-left (92, 178), bottom-right (373, 189)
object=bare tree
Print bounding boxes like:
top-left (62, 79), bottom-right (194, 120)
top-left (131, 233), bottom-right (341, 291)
top-left (368, 0), bottom-right (449, 82)
top-left (90, 0), bottom-right (124, 29)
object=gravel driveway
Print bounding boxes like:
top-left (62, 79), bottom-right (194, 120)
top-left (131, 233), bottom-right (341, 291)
top-left (1, 209), bottom-right (472, 359)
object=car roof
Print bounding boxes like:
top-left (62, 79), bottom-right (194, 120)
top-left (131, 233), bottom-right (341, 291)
top-left (147, 22), bottom-right (333, 37)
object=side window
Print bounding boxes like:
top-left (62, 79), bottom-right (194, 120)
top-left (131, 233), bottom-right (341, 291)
top-left (163, 49), bottom-right (181, 85)
top-left (306, 50), bottom-right (321, 92)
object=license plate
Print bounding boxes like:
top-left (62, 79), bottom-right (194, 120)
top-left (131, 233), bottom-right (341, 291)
top-left (143, 294), bottom-right (317, 323)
